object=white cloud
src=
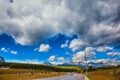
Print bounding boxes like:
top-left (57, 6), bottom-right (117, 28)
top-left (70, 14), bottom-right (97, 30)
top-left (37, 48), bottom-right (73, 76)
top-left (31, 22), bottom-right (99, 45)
top-left (48, 55), bottom-right (65, 62)
top-left (0, 47), bottom-right (8, 52)
top-left (0, 47), bottom-right (18, 55)
top-left (107, 52), bottom-right (120, 57)
top-left (65, 59), bottom-right (120, 67)
top-left (61, 40), bottom-right (69, 48)
top-left (0, 0), bottom-right (73, 45)
top-left (85, 47), bottom-right (94, 53)
top-left (26, 59), bottom-right (39, 64)
top-left (65, 52), bottom-right (70, 55)
top-left (97, 46), bottom-right (113, 52)
top-left (34, 48), bottom-right (38, 51)
top-left (39, 44), bottom-right (51, 52)
top-left (85, 47), bottom-right (95, 59)
top-left (87, 59), bottom-right (120, 66)
top-left (48, 55), bottom-right (56, 61)
top-left (11, 50), bottom-right (18, 55)
top-left (8, 59), bottom-right (39, 64)
top-left (72, 51), bottom-right (85, 62)
top-left (57, 57), bottom-right (65, 62)
top-left (69, 39), bottom-right (86, 52)
top-left (72, 47), bottom-right (95, 62)
top-left (50, 61), bottom-right (64, 65)
top-left (1, 0), bottom-right (120, 46)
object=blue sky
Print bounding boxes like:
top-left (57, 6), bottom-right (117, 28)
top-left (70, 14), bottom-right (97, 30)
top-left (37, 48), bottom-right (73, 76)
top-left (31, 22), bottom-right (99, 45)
top-left (0, 0), bottom-right (120, 65)
top-left (0, 34), bottom-right (77, 63)
top-left (0, 33), bottom-right (120, 65)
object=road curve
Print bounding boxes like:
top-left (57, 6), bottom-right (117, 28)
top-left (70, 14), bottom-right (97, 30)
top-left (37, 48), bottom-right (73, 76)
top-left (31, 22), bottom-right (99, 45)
top-left (36, 73), bottom-right (89, 80)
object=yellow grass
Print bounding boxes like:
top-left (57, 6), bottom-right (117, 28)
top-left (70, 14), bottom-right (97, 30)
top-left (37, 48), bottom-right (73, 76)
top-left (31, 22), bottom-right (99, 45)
top-left (0, 68), bottom-right (66, 80)
top-left (88, 68), bottom-right (120, 80)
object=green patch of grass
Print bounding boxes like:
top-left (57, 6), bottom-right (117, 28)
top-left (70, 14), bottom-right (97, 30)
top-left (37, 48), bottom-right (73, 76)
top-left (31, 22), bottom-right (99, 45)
top-left (56, 66), bottom-right (81, 70)
top-left (86, 74), bottom-right (95, 80)
top-left (55, 66), bottom-right (82, 73)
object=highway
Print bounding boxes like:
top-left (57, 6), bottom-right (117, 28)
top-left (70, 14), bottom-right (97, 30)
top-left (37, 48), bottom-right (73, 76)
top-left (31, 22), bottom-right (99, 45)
top-left (36, 73), bottom-right (89, 80)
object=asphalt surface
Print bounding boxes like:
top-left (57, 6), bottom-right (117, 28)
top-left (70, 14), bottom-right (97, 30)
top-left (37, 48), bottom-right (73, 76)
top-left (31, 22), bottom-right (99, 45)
top-left (36, 73), bottom-right (89, 80)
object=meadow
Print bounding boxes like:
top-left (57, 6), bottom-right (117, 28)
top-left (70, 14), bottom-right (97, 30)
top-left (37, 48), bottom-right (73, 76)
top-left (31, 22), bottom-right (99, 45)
top-left (0, 62), bottom-right (82, 80)
top-left (0, 68), bottom-right (66, 80)
top-left (87, 66), bottom-right (120, 80)
top-left (1, 62), bottom-right (120, 80)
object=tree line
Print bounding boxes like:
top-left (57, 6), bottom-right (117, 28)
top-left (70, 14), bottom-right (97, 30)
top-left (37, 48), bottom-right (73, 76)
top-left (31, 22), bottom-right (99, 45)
top-left (0, 62), bottom-right (80, 72)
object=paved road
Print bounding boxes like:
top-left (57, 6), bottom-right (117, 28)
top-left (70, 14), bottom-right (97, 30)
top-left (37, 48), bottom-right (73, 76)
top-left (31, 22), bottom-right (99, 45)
top-left (36, 73), bottom-right (89, 80)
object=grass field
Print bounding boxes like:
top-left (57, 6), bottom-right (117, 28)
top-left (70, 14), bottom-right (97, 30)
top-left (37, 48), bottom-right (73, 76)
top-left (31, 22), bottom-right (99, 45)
top-left (88, 68), bottom-right (120, 80)
top-left (0, 62), bottom-right (82, 80)
top-left (56, 66), bottom-right (81, 71)
top-left (56, 66), bottom-right (81, 69)
top-left (0, 68), bottom-right (66, 80)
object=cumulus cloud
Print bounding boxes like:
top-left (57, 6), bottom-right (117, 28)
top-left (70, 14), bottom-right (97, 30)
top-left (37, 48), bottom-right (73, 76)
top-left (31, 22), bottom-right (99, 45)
top-left (61, 40), bottom-right (69, 48)
top-left (97, 46), bottom-right (113, 52)
top-left (39, 44), bottom-right (51, 52)
top-left (72, 51), bottom-right (85, 62)
top-left (48, 55), bottom-right (65, 62)
top-left (72, 47), bottom-right (95, 62)
top-left (57, 57), bottom-right (65, 62)
top-left (48, 55), bottom-right (56, 61)
top-left (69, 39), bottom-right (86, 51)
top-left (107, 52), bottom-right (120, 57)
top-left (11, 50), bottom-right (18, 55)
top-left (85, 47), bottom-right (95, 59)
top-left (0, 0), bottom-right (120, 46)
top-left (0, 47), bottom-right (8, 52)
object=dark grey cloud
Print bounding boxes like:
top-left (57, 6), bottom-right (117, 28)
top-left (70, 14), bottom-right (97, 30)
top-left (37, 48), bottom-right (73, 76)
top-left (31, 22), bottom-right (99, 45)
top-left (0, 0), bottom-right (120, 46)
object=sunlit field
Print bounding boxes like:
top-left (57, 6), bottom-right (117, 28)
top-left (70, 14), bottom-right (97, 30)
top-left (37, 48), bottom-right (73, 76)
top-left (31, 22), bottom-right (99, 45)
top-left (0, 68), bottom-right (66, 80)
top-left (88, 68), bottom-right (120, 80)
top-left (0, 62), bottom-right (82, 80)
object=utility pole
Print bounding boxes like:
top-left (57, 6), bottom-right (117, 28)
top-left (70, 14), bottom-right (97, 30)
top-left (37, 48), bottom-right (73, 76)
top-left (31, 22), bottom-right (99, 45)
top-left (85, 51), bottom-right (87, 75)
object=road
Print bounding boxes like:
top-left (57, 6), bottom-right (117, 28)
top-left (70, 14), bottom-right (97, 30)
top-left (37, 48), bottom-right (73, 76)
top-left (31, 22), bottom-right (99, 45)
top-left (36, 73), bottom-right (89, 80)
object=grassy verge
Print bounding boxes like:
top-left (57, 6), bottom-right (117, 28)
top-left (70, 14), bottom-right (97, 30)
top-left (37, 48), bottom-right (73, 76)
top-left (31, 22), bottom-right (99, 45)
top-left (88, 68), bottom-right (120, 80)
top-left (86, 74), bottom-right (95, 80)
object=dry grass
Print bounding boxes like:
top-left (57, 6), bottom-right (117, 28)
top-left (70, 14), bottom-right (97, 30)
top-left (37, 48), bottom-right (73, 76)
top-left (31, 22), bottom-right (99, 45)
top-left (0, 73), bottom-right (65, 80)
top-left (88, 68), bottom-right (120, 80)
top-left (0, 68), bottom-right (66, 80)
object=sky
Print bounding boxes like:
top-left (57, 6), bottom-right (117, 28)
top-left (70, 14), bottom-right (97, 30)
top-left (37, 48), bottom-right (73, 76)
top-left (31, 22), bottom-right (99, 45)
top-left (0, 0), bottom-right (120, 66)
